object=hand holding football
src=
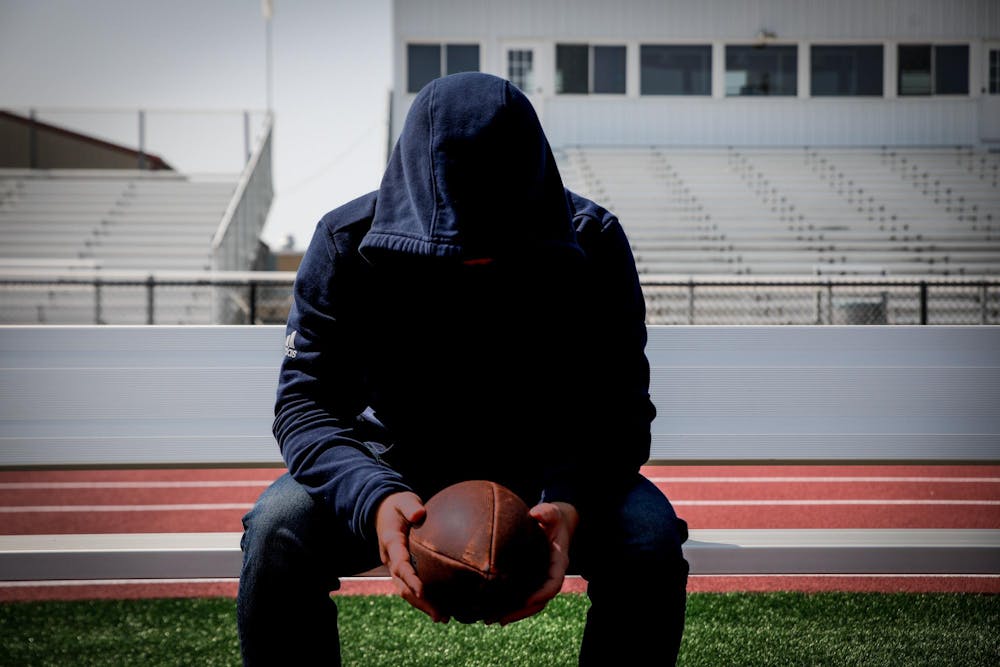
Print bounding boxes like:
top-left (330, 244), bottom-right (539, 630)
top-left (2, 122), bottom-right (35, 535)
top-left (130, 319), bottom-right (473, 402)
top-left (409, 480), bottom-right (550, 623)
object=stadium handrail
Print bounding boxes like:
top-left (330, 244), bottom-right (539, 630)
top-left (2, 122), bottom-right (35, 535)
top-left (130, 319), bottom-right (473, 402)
top-left (1, 271), bottom-right (997, 325)
top-left (211, 114), bottom-right (274, 273)
top-left (0, 267), bottom-right (996, 286)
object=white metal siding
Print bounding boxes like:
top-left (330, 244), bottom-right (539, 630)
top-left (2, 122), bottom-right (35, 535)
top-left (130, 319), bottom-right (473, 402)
top-left (395, 0), bottom-right (1000, 40)
top-left (544, 97), bottom-right (980, 146)
top-left (391, 0), bottom-right (1000, 148)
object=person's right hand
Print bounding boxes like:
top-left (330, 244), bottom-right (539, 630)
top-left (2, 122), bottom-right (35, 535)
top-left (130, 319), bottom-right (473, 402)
top-left (374, 491), bottom-right (449, 623)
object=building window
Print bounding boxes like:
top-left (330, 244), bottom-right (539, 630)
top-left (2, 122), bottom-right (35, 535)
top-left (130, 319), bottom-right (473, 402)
top-left (934, 45), bottom-right (969, 95)
top-left (811, 45), bottom-right (883, 96)
top-left (408, 45), bottom-right (441, 93)
top-left (641, 45), bottom-right (712, 95)
top-left (898, 44), bottom-right (969, 96)
top-left (725, 45), bottom-right (798, 96)
top-left (507, 49), bottom-right (534, 92)
top-left (446, 45), bottom-right (479, 76)
top-left (406, 43), bottom-right (480, 93)
top-left (556, 44), bottom-right (626, 94)
top-left (594, 46), bottom-right (626, 93)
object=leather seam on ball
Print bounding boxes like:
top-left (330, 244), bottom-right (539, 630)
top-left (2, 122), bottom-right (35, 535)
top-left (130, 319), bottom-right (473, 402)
top-left (410, 539), bottom-right (498, 579)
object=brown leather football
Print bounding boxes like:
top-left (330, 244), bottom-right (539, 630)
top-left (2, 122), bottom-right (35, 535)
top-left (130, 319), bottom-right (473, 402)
top-left (409, 480), bottom-right (550, 623)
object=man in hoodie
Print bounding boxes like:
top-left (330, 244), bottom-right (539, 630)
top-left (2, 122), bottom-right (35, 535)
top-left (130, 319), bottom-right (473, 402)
top-left (237, 72), bottom-right (689, 665)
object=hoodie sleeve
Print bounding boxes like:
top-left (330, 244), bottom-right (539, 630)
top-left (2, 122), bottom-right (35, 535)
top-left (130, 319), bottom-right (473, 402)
top-left (541, 195), bottom-right (656, 510)
top-left (273, 208), bottom-right (413, 541)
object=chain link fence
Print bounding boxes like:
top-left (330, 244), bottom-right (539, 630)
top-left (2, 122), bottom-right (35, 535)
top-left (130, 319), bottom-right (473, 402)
top-left (0, 272), bottom-right (997, 326)
top-left (643, 278), bottom-right (1000, 325)
top-left (0, 271), bottom-right (295, 325)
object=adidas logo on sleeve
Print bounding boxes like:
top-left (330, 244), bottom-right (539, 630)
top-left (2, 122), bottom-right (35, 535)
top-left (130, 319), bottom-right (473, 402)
top-left (284, 331), bottom-right (298, 358)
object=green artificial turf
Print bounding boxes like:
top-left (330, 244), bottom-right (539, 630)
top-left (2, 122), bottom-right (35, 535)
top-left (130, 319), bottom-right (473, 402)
top-left (1, 593), bottom-right (997, 666)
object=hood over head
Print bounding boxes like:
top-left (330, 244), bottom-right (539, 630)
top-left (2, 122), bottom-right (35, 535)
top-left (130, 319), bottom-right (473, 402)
top-left (360, 72), bottom-right (581, 264)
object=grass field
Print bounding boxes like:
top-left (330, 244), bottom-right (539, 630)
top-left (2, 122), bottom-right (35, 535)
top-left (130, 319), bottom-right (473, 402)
top-left (1, 592), bottom-right (998, 666)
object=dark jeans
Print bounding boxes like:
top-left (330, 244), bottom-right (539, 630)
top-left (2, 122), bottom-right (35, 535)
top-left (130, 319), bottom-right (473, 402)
top-left (237, 473), bottom-right (688, 666)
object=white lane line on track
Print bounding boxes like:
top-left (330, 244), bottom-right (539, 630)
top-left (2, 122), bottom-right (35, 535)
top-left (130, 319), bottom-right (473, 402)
top-left (0, 481), bottom-right (274, 490)
top-left (2, 574), bottom-right (999, 589)
top-left (648, 477), bottom-right (1000, 483)
top-left (1, 477), bottom-right (994, 491)
top-left (0, 578), bottom-right (241, 588)
top-left (0, 504), bottom-right (254, 512)
top-left (1, 500), bottom-right (999, 513)
top-left (687, 574), bottom-right (1000, 579)
top-left (673, 500), bottom-right (1000, 506)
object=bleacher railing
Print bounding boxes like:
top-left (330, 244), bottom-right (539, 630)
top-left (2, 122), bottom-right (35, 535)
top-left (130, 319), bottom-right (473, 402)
top-left (0, 271), bottom-right (997, 326)
top-left (0, 270), bottom-right (295, 326)
top-left (643, 275), bottom-right (1000, 325)
top-left (210, 115), bottom-right (274, 322)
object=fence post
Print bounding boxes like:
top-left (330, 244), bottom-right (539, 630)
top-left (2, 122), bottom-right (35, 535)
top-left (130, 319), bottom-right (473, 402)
top-left (94, 278), bottom-right (102, 325)
top-left (920, 281), bottom-right (928, 325)
top-left (249, 281), bottom-right (257, 325)
top-left (826, 281), bottom-right (833, 324)
top-left (146, 275), bottom-right (155, 325)
top-left (814, 283), bottom-right (822, 324)
top-left (982, 282), bottom-right (988, 325)
top-left (687, 280), bottom-right (695, 324)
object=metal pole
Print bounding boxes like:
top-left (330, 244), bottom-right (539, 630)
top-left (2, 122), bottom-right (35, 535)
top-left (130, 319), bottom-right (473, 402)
top-left (265, 12), bottom-right (273, 112)
top-left (249, 282), bottom-right (257, 325)
top-left (920, 281), bottom-right (928, 325)
top-left (981, 282), bottom-right (988, 325)
top-left (687, 280), bottom-right (695, 325)
top-left (244, 110), bottom-right (251, 164)
top-left (138, 110), bottom-right (147, 170)
top-left (29, 108), bottom-right (38, 169)
top-left (814, 280), bottom-right (822, 324)
top-left (826, 281), bottom-right (833, 324)
top-left (146, 275), bottom-right (155, 325)
top-left (94, 279), bottom-right (102, 325)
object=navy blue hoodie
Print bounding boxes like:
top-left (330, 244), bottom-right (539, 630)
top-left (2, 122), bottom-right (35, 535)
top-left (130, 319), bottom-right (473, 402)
top-left (273, 72), bottom-right (654, 541)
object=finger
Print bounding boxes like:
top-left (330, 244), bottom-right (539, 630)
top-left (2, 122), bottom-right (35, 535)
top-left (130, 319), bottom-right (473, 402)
top-left (529, 504), bottom-right (565, 542)
top-left (400, 586), bottom-right (448, 623)
top-left (396, 495), bottom-right (426, 526)
top-left (524, 572), bottom-right (563, 609)
top-left (393, 560), bottom-right (424, 599)
top-left (529, 503), bottom-right (560, 526)
top-left (385, 539), bottom-right (424, 598)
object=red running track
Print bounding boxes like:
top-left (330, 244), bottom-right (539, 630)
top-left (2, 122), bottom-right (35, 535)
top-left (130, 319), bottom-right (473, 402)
top-left (1, 465), bottom-right (997, 601)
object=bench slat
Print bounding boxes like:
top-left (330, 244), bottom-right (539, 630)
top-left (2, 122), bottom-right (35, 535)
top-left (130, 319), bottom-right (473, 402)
top-left (1, 530), bottom-right (997, 581)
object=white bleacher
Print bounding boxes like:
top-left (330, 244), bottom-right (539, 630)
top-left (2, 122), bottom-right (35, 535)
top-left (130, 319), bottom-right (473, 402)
top-left (556, 146), bottom-right (1000, 277)
top-left (0, 170), bottom-right (235, 323)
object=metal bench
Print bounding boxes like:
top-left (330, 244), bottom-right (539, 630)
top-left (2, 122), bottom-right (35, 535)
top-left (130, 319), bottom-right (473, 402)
top-left (1, 324), bottom-right (998, 582)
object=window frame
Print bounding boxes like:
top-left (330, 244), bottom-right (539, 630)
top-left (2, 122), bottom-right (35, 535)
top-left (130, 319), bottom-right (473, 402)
top-left (640, 44), bottom-right (713, 96)
top-left (809, 44), bottom-right (884, 97)
top-left (555, 42), bottom-right (628, 95)
top-left (724, 43), bottom-right (799, 97)
top-left (405, 42), bottom-right (481, 94)
top-left (897, 43), bottom-right (970, 97)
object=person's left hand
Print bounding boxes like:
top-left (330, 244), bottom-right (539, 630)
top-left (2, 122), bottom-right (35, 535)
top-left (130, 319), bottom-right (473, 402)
top-left (493, 500), bottom-right (579, 626)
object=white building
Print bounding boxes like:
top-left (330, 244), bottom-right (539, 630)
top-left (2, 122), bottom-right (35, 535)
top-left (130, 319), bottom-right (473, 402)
top-left (390, 0), bottom-right (1000, 148)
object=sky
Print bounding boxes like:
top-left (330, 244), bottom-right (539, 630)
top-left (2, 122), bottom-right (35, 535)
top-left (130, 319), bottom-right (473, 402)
top-left (0, 0), bottom-right (392, 251)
